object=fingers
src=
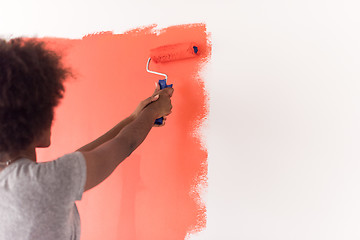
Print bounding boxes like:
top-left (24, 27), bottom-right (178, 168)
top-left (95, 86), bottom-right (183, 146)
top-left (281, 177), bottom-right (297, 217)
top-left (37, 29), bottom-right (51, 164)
top-left (150, 83), bottom-right (174, 127)
top-left (147, 94), bottom-right (159, 104)
top-left (140, 94), bottom-right (159, 109)
top-left (159, 87), bottom-right (174, 97)
top-left (153, 84), bottom-right (173, 98)
top-left (166, 87), bottom-right (174, 97)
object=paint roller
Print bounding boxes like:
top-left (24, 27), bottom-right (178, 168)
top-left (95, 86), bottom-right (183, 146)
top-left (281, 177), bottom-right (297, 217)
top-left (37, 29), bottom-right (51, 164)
top-left (146, 42), bottom-right (199, 125)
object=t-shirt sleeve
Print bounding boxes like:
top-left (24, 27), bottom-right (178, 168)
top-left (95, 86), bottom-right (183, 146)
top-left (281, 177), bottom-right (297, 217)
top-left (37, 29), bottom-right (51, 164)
top-left (30, 151), bottom-right (87, 203)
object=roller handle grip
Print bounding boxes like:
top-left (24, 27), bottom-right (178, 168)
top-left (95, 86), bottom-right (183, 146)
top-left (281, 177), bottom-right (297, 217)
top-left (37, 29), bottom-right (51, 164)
top-left (154, 79), bottom-right (173, 125)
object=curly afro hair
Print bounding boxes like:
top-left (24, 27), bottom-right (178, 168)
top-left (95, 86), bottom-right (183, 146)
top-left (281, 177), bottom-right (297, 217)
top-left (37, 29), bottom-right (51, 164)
top-left (0, 38), bottom-right (70, 154)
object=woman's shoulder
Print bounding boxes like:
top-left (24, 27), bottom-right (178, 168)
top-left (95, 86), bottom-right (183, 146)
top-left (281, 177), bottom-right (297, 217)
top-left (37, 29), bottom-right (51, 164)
top-left (0, 151), bottom-right (87, 203)
top-left (0, 158), bottom-right (34, 181)
top-left (0, 152), bottom-right (85, 183)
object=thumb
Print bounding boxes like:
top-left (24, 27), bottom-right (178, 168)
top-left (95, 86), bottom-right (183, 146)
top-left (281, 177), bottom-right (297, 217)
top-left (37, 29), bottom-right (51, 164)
top-left (152, 94), bottom-right (159, 101)
top-left (143, 94), bottom-right (159, 106)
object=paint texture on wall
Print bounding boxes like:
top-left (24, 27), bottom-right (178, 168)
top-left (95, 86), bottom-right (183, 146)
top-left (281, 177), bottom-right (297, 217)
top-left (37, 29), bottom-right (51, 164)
top-left (37, 24), bottom-right (211, 240)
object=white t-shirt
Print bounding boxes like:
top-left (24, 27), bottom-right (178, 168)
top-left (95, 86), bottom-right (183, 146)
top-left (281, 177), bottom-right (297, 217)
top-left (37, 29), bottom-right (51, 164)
top-left (0, 151), bottom-right (87, 240)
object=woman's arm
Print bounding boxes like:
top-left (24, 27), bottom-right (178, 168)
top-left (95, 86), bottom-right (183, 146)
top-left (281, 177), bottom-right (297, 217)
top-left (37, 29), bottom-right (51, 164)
top-left (80, 87), bottom-right (173, 191)
top-left (76, 116), bottom-right (135, 152)
top-left (77, 83), bottom-right (161, 152)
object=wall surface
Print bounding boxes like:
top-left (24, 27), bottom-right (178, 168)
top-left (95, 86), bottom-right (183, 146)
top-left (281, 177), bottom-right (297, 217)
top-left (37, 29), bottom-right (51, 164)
top-left (2, 0), bottom-right (360, 239)
top-left (38, 25), bottom-right (210, 240)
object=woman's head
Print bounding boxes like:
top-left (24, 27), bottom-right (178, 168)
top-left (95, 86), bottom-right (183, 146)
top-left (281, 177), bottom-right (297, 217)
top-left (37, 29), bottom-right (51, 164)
top-left (0, 38), bottom-right (69, 154)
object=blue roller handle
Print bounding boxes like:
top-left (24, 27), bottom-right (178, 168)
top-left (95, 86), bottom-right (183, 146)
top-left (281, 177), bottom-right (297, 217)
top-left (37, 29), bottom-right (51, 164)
top-left (155, 79), bottom-right (173, 125)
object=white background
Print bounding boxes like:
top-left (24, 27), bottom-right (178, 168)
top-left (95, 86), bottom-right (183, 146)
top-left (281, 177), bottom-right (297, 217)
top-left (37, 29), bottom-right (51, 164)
top-left (2, 0), bottom-right (360, 239)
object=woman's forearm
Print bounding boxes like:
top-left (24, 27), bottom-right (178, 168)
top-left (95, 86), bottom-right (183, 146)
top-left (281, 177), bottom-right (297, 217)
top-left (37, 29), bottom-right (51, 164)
top-left (114, 107), bottom-right (157, 154)
top-left (80, 87), bottom-right (173, 191)
top-left (81, 107), bottom-right (157, 191)
top-left (77, 88), bottom-right (162, 153)
top-left (76, 115), bottom-right (135, 152)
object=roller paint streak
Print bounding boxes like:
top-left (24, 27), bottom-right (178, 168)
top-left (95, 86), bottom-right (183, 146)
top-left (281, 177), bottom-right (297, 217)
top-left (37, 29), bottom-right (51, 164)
top-left (37, 24), bottom-right (211, 240)
top-left (150, 42), bottom-right (199, 63)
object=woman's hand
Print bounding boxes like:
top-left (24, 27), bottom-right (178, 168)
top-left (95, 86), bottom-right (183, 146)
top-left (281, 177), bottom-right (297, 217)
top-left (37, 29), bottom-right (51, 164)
top-left (81, 83), bottom-right (173, 191)
top-left (131, 82), bottom-right (161, 119)
top-left (131, 82), bottom-right (173, 126)
top-left (147, 87), bottom-right (173, 120)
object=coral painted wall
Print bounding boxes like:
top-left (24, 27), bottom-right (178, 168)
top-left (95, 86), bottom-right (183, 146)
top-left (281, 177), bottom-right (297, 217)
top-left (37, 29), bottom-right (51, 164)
top-left (37, 24), bottom-right (211, 240)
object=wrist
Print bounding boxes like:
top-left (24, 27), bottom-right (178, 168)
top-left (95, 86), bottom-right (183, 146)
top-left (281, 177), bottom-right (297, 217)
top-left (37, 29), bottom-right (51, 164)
top-left (128, 113), bottom-right (137, 121)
